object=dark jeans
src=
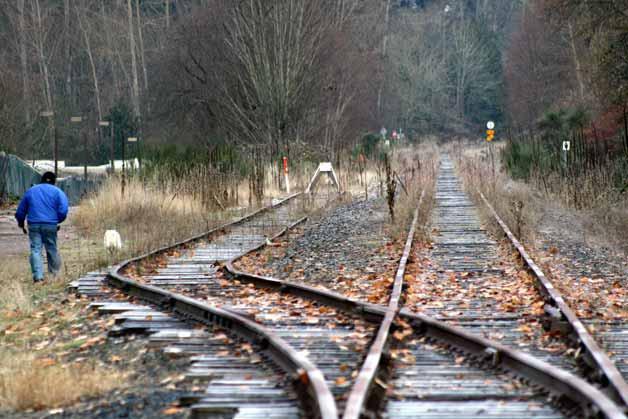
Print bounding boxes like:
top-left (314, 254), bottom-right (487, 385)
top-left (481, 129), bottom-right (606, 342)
top-left (28, 223), bottom-right (61, 281)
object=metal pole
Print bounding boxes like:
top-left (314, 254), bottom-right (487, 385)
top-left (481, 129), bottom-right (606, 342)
top-left (111, 121), bottom-right (115, 174)
top-left (51, 117), bottom-right (57, 176)
top-left (121, 132), bottom-right (125, 197)
top-left (83, 130), bottom-right (88, 181)
top-left (138, 136), bottom-right (142, 172)
top-left (98, 124), bottom-right (103, 172)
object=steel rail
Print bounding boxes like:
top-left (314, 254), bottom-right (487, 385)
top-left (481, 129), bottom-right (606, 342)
top-left (105, 193), bottom-right (338, 419)
top-left (479, 191), bottom-right (628, 409)
top-left (103, 185), bottom-right (626, 418)
top-left (397, 309), bottom-right (626, 418)
top-left (228, 240), bottom-right (625, 417)
top-left (226, 194), bottom-right (625, 418)
top-left (342, 190), bottom-right (425, 419)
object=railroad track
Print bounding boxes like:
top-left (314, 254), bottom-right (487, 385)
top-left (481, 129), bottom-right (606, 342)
top-left (71, 162), bottom-right (626, 418)
top-left (380, 155), bottom-right (627, 418)
top-left (222, 185), bottom-right (624, 418)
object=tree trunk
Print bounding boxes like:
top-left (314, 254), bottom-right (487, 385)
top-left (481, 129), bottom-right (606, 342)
top-left (165, 0), bottom-right (170, 29)
top-left (34, 0), bottom-right (53, 111)
top-left (33, 0), bottom-right (55, 161)
top-left (567, 20), bottom-right (586, 103)
top-left (377, 0), bottom-right (392, 117)
top-left (127, 0), bottom-right (141, 121)
top-left (77, 5), bottom-right (103, 121)
top-left (623, 102), bottom-right (628, 154)
top-left (18, 0), bottom-right (30, 124)
top-left (135, 0), bottom-right (148, 92)
top-left (64, 0), bottom-right (73, 103)
top-left (102, 0), bottom-right (119, 99)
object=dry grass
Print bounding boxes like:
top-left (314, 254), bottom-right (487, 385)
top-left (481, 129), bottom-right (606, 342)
top-left (0, 262), bottom-right (33, 314)
top-left (0, 224), bottom-right (112, 315)
top-left (0, 350), bottom-right (124, 411)
top-left (450, 140), bottom-right (628, 253)
top-left (73, 177), bottom-right (233, 259)
top-left (389, 142), bottom-right (440, 241)
top-left (0, 241), bottom-right (107, 316)
top-left (527, 164), bottom-right (628, 252)
top-left (449, 140), bottom-right (541, 244)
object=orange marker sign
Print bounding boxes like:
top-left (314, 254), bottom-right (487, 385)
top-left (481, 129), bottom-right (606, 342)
top-left (486, 121), bottom-right (495, 142)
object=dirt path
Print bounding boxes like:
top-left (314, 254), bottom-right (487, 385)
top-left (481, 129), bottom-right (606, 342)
top-left (0, 211), bottom-right (28, 258)
top-left (0, 209), bottom-right (84, 261)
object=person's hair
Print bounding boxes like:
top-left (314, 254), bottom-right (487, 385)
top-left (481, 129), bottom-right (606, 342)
top-left (41, 171), bottom-right (56, 185)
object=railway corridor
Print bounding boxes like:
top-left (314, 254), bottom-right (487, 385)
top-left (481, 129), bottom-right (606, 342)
top-left (408, 157), bottom-right (577, 369)
top-left (69, 157), bottom-right (627, 419)
top-left (385, 156), bottom-right (575, 418)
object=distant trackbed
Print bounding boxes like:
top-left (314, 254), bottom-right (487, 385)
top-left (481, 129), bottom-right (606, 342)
top-left (71, 159), bottom-right (626, 419)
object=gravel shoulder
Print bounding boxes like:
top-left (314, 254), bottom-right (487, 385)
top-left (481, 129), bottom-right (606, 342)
top-left (0, 210), bottom-right (28, 258)
top-left (0, 207), bottom-right (85, 260)
top-left (519, 202), bottom-right (628, 321)
top-left (238, 197), bottom-right (404, 304)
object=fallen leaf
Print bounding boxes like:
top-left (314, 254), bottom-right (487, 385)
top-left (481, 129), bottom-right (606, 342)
top-left (335, 376), bottom-right (347, 386)
top-left (162, 406), bottom-right (183, 415)
top-left (36, 358), bottom-right (56, 367)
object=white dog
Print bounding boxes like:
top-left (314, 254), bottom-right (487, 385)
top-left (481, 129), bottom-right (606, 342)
top-left (104, 230), bottom-right (122, 256)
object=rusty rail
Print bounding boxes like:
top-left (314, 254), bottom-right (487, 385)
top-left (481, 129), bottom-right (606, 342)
top-left (479, 191), bottom-right (628, 409)
top-left (105, 193), bottom-right (338, 419)
top-left (104, 186), bottom-right (626, 418)
top-left (226, 194), bottom-right (625, 417)
top-left (397, 309), bottom-right (626, 418)
top-left (342, 190), bottom-right (425, 419)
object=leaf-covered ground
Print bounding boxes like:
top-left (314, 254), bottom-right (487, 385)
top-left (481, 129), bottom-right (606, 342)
top-left (0, 292), bottom-right (191, 418)
top-left (531, 204), bottom-right (627, 321)
top-left (236, 197), bottom-right (405, 305)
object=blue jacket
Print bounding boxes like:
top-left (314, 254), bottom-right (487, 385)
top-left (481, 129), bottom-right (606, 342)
top-left (15, 184), bottom-right (69, 225)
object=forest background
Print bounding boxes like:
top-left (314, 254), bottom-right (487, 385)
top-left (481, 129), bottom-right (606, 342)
top-left (0, 0), bottom-right (626, 198)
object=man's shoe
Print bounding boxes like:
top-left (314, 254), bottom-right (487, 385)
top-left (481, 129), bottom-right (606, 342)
top-left (33, 278), bottom-right (44, 283)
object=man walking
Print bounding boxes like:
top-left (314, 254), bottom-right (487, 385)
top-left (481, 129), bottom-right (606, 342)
top-left (15, 172), bottom-right (69, 283)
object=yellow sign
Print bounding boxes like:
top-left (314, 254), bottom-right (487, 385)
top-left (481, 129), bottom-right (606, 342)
top-left (486, 129), bottom-right (495, 142)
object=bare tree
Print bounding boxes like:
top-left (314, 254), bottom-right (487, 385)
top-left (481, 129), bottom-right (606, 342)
top-left (450, 22), bottom-right (493, 118)
top-left (127, 0), bottom-right (141, 123)
top-left (17, 0), bottom-right (30, 124)
top-left (76, 2), bottom-right (103, 121)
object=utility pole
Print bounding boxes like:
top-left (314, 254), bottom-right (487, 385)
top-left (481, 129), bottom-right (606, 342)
top-left (99, 120), bottom-right (114, 174)
top-left (40, 111), bottom-right (56, 175)
top-left (377, 0), bottom-right (392, 117)
top-left (121, 133), bottom-right (126, 197)
top-left (70, 116), bottom-right (86, 181)
top-left (83, 130), bottom-right (88, 181)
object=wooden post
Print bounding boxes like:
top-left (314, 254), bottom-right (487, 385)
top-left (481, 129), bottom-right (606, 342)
top-left (165, 0), bottom-right (170, 29)
top-left (52, 117), bottom-right (58, 176)
top-left (623, 103), bottom-right (628, 154)
top-left (111, 121), bottom-right (115, 173)
top-left (83, 130), bottom-right (88, 181)
top-left (121, 133), bottom-right (126, 197)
